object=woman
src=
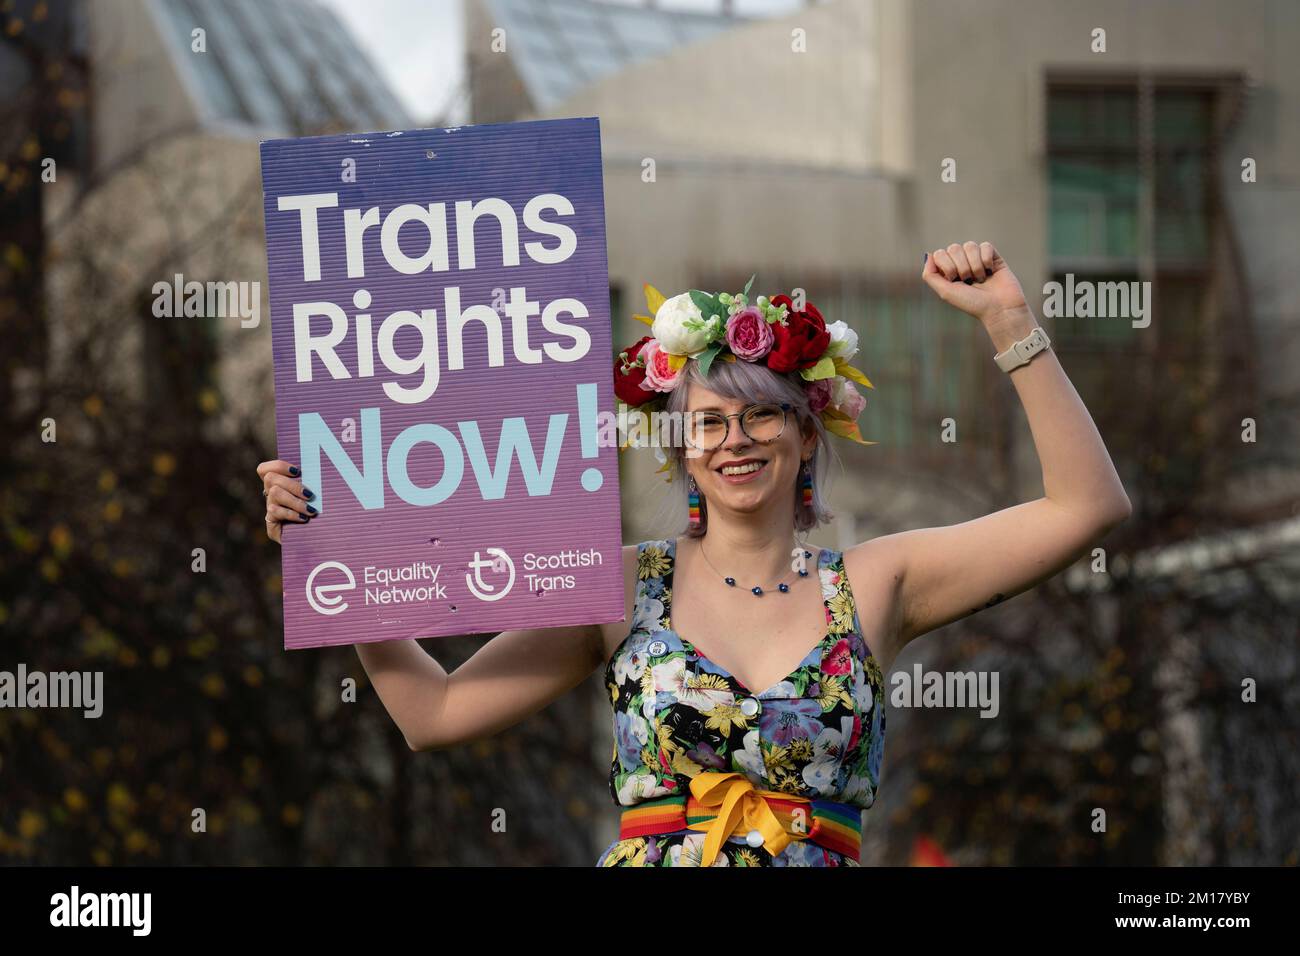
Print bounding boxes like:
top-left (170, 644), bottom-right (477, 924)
top-left (257, 241), bottom-right (1131, 867)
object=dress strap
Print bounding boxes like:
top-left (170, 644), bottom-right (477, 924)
top-left (821, 547), bottom-right (865, 637)
top-left (636, 538), bottom-right (676, 595)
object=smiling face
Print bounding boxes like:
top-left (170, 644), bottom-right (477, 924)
top-left (682, 381), bottom-right (818, 519)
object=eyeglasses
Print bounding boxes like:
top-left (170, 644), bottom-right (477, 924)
top-left (683, 402), bottom-right (792, 451)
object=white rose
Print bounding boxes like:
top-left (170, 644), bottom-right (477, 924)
top-left (825, 320), bottom-right (859, 362)
top-left (651, 292), bottom-right (713, 357)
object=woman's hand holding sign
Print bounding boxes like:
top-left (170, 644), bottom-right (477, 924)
top-left (254, 454), bottom-right (634, 754)
top-left (257, 459), bottom-right (317, 543)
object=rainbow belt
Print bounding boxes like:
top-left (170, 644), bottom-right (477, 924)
top-left (618, 772), bottom-right (862, 866)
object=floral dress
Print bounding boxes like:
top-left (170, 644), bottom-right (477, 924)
top-left (597, 538), bottom-right (887, 867)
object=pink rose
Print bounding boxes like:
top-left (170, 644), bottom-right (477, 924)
top-left (833, 379), bottom-right (867, 419)
top-left (724, 306), bottom-right (774, 361)
top-left (639, 338), bottom-right (683, 392)
top-left (805, 378), bottom-right (833, 414)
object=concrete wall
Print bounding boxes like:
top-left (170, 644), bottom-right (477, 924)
top-left (87, 0), bottom-right (199, 177)
top-left (554, 0), bottom-right (886, 172)
top-left (534, 0), bottom-right (1299, 546)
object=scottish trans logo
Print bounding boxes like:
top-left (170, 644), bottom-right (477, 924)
top-left (466, 548), bottom-right (515, 602)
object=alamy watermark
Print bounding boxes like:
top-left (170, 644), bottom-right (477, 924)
top-left (890, 663), bottom-right (1000, 718)
top-left (50, 886), bottom-right (150, 935)
top-left (1042, 274), bottom-right (1151, 329)
top-left (0, 664), bottom-right (103, 718)
top-left (152, 273), bottom-right (261, 328)
top-left (598, 406), bottom-right (708, 454)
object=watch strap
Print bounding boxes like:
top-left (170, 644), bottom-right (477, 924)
top-left (994, 326), bottom-right (1051, 372)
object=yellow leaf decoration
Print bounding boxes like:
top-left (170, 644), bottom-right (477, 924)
top-left (798, 355), bottom-right (837, 382)
top-left (666, 353), bottom-right (687, 371)
top-left (833, 358), bottom-right (873, 389)
top-left (643, 283), bottom-right (666, 317)
top-left (721, 353), bottom-right (737, 363)
top-left (820, 406), bottom-right (877, 446)
top-left (633, 313), bottom-right (653, 327)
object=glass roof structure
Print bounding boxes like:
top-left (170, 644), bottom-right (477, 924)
top-left (485, 0), bottom-right (746, 111)
top-left (149, 0), bottom-right (412, 135)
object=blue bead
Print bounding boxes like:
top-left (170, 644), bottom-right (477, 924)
top-left (778, 583), bottom-right (789, 592)
top-left (798, 569), bottom-right (808, 577)
top-left (752, 586), bottom-right (763, 595)
top-left (803, 550), bottom-right (811, 559)
top-left (725, 577), bottom-right (735, 586)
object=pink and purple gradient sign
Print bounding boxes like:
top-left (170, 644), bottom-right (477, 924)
top-left (260, 117), bottom-right (624, 650)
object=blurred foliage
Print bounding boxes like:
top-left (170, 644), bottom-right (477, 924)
top-left (0, 323), bottom-right (608, 865)
top-left (0, 1), bottom-right (605, 865)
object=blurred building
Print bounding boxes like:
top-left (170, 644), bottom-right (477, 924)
top-left (30, 0), bottom-right (411, 432)
top-left (466, 0), bottom-right (1300, 547)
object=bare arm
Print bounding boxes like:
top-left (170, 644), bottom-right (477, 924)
top-left (259, 457), bottom-right (639, 752)
top-left (851, 242), bottom-right (1131, 650)
top-left (354, 621), bottom-right (603, 752)
top-left (358, 542), bottom-right (638, 750)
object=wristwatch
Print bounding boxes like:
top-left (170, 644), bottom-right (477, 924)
top-left (993, 326), bottom-right (1051, 373)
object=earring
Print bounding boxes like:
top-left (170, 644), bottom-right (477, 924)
top-left (800, 460), bottom-right (814, 510)
top-left (687, 475), bottom-right (701, 527)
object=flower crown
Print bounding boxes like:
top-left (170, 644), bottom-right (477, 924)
top-left (613, 275), bottom-right (875, 453)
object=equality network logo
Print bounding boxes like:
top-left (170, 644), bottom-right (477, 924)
top-left (304, 550), bottom-right (511, 615)
top-left (305, 560), bottom-right (356, 615)
top-left (465, 548), bottom-right (515, 602)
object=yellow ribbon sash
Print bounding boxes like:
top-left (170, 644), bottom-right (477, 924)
top-left (685, 772), bottom-right (810, 867)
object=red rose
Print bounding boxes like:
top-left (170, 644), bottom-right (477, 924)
top-left (767, 294), bottom-right (831, 372)
top-left (614, 335), bottom-right (656, 405)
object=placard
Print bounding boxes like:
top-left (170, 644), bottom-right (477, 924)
top-left (260, 117), bottom-right (623, 650)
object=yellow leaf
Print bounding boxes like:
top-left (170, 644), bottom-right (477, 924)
top-left (721, 353), bottom-right (737, 363)
top-left (666, 353), bottom-right (687, 371)
top-left (833, 359), bottom-right (873, 389)
top-left (643, 283), bottom-right (666, 317)
top-left (799, 356), bottom-right (837, 381)
top-left (633, 313), bottom-right (653, 327)
top-left (821, 409), bottom-right (877, 445)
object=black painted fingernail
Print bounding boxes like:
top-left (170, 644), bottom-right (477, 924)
top-left (289, 466), bottom-right (300, 477)
top-left (302, 488), bottom-right (314, 500)
top-left (964, 277), bottom-right (974, 284)
top-left (306, 504), bottom-right (318, 515)
top-left (922, 252), bottom-right (928, 264)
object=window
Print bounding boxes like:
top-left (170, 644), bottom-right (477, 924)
top-left (1047, 79), bottom-right (1219, 347)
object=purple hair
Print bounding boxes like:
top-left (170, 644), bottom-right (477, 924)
top-left (659, 358), bottom-right (838, 537)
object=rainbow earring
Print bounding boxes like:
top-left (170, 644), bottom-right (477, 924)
top-left (687, 475), bottom-right (701, 527)
top-left (800, 461), bottom-right (813, 509)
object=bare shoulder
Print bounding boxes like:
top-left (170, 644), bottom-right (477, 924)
top-left (841, 535), bottom-right (907, 669)
top-left (843, 534), bottom-right (906, 580)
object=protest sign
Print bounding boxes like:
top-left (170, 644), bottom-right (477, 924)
top-left (260, 117), bottom-right (623, 650)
